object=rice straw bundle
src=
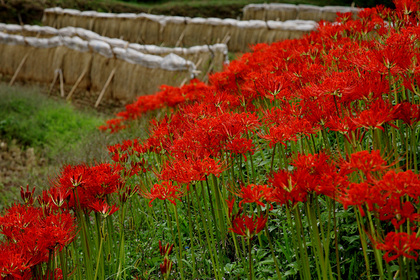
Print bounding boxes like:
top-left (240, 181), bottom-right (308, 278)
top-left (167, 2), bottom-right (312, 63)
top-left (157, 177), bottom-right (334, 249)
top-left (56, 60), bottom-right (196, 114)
top-left (117, 14), bottom-right (138, 42)
top-left (266, 4), bottom-right (298, 21)
top-left (79, 11), bottom-right (97, 30)
top-left (0, 23), bottom-right (227, 82)
top-left (242, 3), bottom-right (359, 22)
top-left (0, 30), bottom-right (196, 103)
top-left (183, 17), bottom-right (212, 46)
top-left (161, 16), bottom-right (188, 47)
top-left (42, 7), bottom-right (317, 52)
top-left (93, 13), bottom-right (120, 39)
top-left (236, 20), bottom-right (267, 51)
top-left (137, 14), bottom-right (164, 45)
top-left (61, 48), bottom-right (92, 88)
top-left (60, 9), bottom-right (82, 29)
top-left (243, 4), bottom-right (267, 21)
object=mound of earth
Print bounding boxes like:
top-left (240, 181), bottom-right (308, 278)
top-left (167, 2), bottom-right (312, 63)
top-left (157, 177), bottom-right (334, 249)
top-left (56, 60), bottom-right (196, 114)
top-left (0, 0), bottom-right (245, 25)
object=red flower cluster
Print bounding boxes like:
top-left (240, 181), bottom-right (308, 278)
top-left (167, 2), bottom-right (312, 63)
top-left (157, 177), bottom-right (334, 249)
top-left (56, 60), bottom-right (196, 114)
top-left (46, 163), bottom-right (123, 213)
top-left (140, 180), bottom-right (183, 207)
top-left (267, 152), bottom-right (339, 206)
top-left (0, 203), bottom-right (76, 278)
top-left (229, 213), bottom-right (268, 240)
top-left (376, 232), bottom-right (420, 263)
top-left (99, 79), bottom-right (209, 133)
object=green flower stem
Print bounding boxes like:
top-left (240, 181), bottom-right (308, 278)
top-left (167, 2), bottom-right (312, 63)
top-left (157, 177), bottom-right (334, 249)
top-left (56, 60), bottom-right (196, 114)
top-left (172, 203), bottom-right (185, 280)
top-left (193, 185), bottom-right (221, 279)
top-left (333, 200), bottom-right (341, 280)
top-left (290, 205), bottom-right (311, 280)
top-left (260, 205), bottom-right (282, 280)
top-left (203, 179), bottom-right (219, 240)
top-left (93, 225), bottom-right (104, 280)
top-left (305, 200), bottom-right (324, 280)
top-left (186, 192), bottom-right (197, 278)
top-left (94, 213), bottom-right (105, 280)
top-left (366, 210), bottom-right (385, 278)
top-left (410, 127), bottom-right (418, 172)
top-left (248, 237), bottom-right (253, 280)
top-left (355, 207), bottom-right (371, 280)
top-left (73, 189), bottom-right (94, 280)
top-left (59, 248), bottom-right (68, 280)
top-left (211, 175), bottom-right (228, 244)
top-left (270, 143), bottom-right (277, 173)
top-left (116, 204), bottom-right (127, 280)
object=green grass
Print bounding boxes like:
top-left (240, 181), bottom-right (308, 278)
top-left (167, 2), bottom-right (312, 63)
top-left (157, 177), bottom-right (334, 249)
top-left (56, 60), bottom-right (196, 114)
top-left (0, 83), bottom-right (154, 207)
top-left (0, 84), bottom-right (103, 159)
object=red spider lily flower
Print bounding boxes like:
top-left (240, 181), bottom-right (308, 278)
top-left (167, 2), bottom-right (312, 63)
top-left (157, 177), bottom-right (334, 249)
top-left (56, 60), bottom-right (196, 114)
top-left (140, 181), bottom-right (183, 207)
top-left (394, 102), bottom-right (420, 128)
top-left (376, 231), bottom-right (420, 263)
top-left (159, 156), bottom-right (224, 184)
top-left (291, 152), bottom-right (340, 198)
top-left (225, 138), bottom-right (255, 161)
top-left (377, 170), bottom-right (420, 201)
top-left (0, 204), bottom-right (42, 242)
top-left (0, 242), bottom-right (34, 279)
top-left (339, 182), bottom-right (375, 210)
top-left (351, 99), bottom-right (398, 132)
top-left (160, 257), bottom-right (173, 277)
top-left (326, 114), bottom-right (367, 145)
top-left (267, 169), bottom-right (308, 206)
top-left (159, 240), bottom-right (174, 257)
top-left (226, 197), bottom-right (236, 217)
top-left (52, 163), bottom-right (122, 210)
top-left (340, 150), bottom-right (390, 180)
top-left (48, 187), bottom-right (71, 208)
top-left (20, 185), bottom-right (35, 205)
top-left (235, 184), bottom-right (271, 208)
top-left (377, 200), bottom-right (420, 228)
top-left (229, 213), bottom-right (267, 239)
top-left (0, 203), bottom-right (77, 277)
top-left (37, 211), bottom-right (78, 252)
top-left (88, 200), bottom-right (119, 217)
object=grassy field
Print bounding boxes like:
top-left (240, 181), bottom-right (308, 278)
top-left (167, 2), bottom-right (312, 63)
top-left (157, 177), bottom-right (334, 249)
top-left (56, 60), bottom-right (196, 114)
top-left (0, 83), bottom-right (151, 207)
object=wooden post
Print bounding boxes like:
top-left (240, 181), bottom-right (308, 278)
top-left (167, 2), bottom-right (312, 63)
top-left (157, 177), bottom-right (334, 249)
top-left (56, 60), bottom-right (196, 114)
top-left (175, 28), bottom-right (186, 48)
top-left (202, 61), bottom-right (215, 83)
top-left (222, 33), bottom-right (231, 45)
top-left (47, 69), bottom-right (59, 95)
top-left (66, 66), bottom-right (88, 101)
top-left (59, 69), bottom-right (65, 98)
top-left (9, 52), bottom-right (29, 86)
top-left (95, 67), bottom-right (116, 108)
top-left (180, 76), bottom-right (189, 87)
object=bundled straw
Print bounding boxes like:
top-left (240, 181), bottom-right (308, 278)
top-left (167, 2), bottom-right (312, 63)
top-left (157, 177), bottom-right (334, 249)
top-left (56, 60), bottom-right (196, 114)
top-left (42, 7), bottom-right (317, 52)
top-left (243, 4), bottom-right (360, 22)
top-left (0, 31), bottom-right (195, 103)
top-left (0, 23), bottom-right (228, 80)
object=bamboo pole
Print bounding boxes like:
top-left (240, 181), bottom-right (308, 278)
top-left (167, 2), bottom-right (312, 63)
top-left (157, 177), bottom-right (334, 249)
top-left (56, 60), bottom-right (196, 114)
top-left (95, 67), bottom-right (116, 108)
top-left (9, 52), bottom-right (29, 86)
top-left (47, 69), bottom-right (60, 95)
top-left (59, 69), bottom-right (65, 98)
top-left (175, 28), bottom-right (186, 48)
top-left (66, 66), bottom-right (89, 101)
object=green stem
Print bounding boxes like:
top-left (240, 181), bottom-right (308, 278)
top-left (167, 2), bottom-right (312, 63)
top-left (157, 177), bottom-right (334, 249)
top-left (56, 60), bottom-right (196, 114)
top-left (193, 185), bottom-right (221, 279)
top-left (248, 238), bottom-right (253, 280)
top-left (173, 204), bottom-right (185, 280)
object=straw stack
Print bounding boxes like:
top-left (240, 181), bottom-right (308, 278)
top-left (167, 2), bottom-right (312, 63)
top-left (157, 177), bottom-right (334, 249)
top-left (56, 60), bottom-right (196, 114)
top-left (42, 7), bottom-right (318, 52)
top-left (243, 4), bottom-right (360, 22)
top-left (0, 23), bottom-right (228, 80)
top-left (0, 31), bottom-right (196, 103)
